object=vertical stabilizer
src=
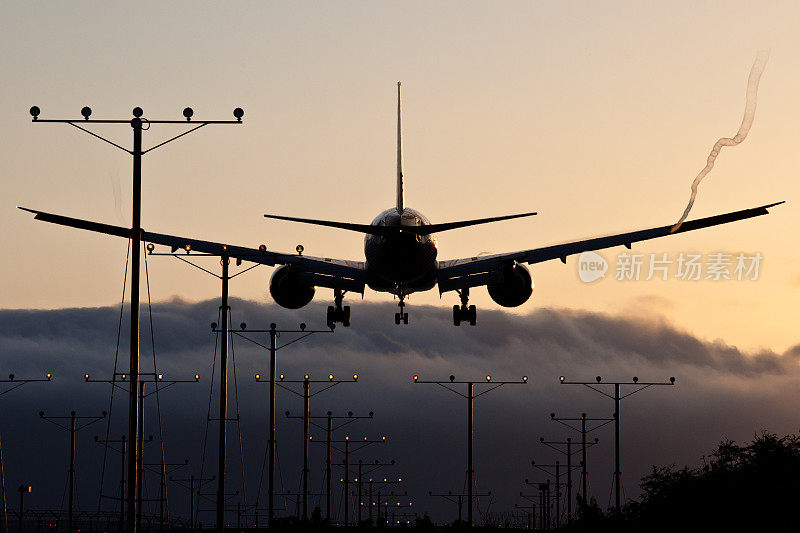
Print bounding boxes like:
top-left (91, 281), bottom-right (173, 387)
top-left (396, 82), bottom-right (404, 214)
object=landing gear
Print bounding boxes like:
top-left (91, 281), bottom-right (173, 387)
top-left (453, 288), bottom-right (477, 326)
top-left (326, 289), bottom-right (351, 328)
top-left (394, 300), bottom-right (409, 325)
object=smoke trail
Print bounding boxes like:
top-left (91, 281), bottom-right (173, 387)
top-left (671, 51), bottom-right (769, 233)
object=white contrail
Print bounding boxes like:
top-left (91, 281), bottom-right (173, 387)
top-left (671, 50), bottom-right (769, 233)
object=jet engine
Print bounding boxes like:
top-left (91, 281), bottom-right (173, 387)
top-left (487, 263), bottom-right (533, 308)
top-left (269, 266), bottom-right (315, 309)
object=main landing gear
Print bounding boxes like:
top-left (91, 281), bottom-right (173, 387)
top-left (327, 289), bottom-right (350, 328)
top-left (453, 288), bottom-right (477, 326)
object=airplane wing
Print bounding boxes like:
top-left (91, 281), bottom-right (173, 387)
top-left (436, 201), bottom-right (783, 293)
top-left (17, 207), bottom-right (366, 293)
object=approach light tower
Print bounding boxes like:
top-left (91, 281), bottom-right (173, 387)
top-left (413, 374), bottom-right (527, 526)
top-left (39, 410), bottom-right (107, 533)
top-left (239, 323), bottom-right (334, 524)
top-left (295, 410), bottom-right (375, 522)
top-left (548, 413), bottom-right (609, 510)
top-left (559, 375), bottom-right (676, 512)
top-left (28, 105), bottom-right (243, 533)
top-left (280, 373), bottom-right (359, 520)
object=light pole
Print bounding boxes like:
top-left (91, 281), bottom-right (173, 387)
top-left (549, 412), bottom-right (609, 508)
top-left (295, 410), bottom-right (374, 522)
top-left (27, 105), bottom-right (243, 533)
top-left (515, 494), bottom-right (536, 530)
top-left (233, 322), bottom-right (333, 524)
top-left (86, 372), bottom-right (198, 531)
top-left (355, 461), bottom-right (396, 524)
top-left (17, 486), bottom-right (30, 533)
top-left (39, 410), bottom-right (107, 533)
top-left (537, 437), bottom-right (585, 523)
top-left (559, 375), bottom-right (676, 512)
top-left (413, 374), bottom-right (527, 526)
top-left (0, 373), bottom-right (51, 533)
top-left (169, 474), bottom-right (215, 531)
top-left (141, 460), bottom-right (188, 530)
top-left (333, 435), bottom-right (387, 526)
top-left (93, 435), bottom-right (128, 531)
top-left (356, 474), bottom-right (402, 525)
top-left (530, 461), bottom-right (572, 528)
top-left (280, 373), bottom-right (359, 519)
top-left (524, 480), bottom-right (551, 530)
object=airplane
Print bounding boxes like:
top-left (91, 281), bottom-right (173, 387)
top-left (20, 83), bottom-right (783, 328)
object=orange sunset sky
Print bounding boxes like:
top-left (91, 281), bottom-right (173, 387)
top-left (2, 1), bottom-right (798, 352)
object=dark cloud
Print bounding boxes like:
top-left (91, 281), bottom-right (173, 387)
top-left (0, 299), bottom-right (797, 525)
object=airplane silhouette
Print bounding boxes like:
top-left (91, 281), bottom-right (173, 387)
top-left (20, 83), bottom-right (782, 327)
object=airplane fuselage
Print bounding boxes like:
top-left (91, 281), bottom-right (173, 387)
top-left (364, 207), bottom-right (438, 294)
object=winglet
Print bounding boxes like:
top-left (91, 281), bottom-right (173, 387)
top-left (396, 81), bottom-right (404, 215)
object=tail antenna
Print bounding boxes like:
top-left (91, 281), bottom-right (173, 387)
top-left (396, 81), bottom-right (404, 214)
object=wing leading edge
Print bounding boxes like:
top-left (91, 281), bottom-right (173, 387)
top-left (436, 201), bottom-right (784, 293)
top-left (17, 207), bottom-right (366, 293)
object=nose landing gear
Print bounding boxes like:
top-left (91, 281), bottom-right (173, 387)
top-left (394, 300), bottom-right (409, 325)
top-left (326, 289), bottom-right (350, 328)
top-left (453, 288), bottom-right (477, 326)
top-left (394, 287), bottom-right (409, 325)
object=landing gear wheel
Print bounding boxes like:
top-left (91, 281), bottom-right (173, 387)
top-left (395, 313), bottom-right (401, 325)
top-left (453, 289), bottom-right (478, 326)
top-left (327, 290), bottom-right (351, 328)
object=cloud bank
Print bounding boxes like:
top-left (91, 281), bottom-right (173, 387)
top-left (0, 299), bottom-right (797, 524)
